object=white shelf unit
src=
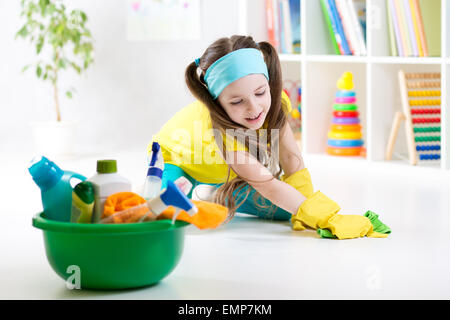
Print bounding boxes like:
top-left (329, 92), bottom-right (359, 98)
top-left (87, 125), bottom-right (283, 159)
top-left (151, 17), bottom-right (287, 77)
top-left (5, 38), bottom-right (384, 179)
top-left (243, 0), bottom-right (450, 171)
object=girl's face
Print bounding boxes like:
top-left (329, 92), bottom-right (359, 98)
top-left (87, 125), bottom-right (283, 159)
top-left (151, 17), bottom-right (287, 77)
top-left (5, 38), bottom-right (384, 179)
top-left (218, 74), bottom-right (271, 130)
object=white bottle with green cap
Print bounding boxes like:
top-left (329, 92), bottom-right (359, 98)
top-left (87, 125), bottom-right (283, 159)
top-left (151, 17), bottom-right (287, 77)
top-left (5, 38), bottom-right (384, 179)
top-left (88, 159), bottom-right (131, 223)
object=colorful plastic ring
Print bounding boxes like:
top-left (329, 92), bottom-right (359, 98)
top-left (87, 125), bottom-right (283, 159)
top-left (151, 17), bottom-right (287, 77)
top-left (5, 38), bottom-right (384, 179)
top-left (327, 146), bottom-right (362, 156)
top-left (328, 131), bottom-right (363, 140)
top-left (332, 117), bottom-right (360, 124)
top-left (335, 97), bottom-right (356, 104)
top-left (327, 139), bottom-right (364, 147)
top-left (335, 91), bottom-right (356, 97)
top-left (331, 124), bottom-right (362, 132)
top-left (333, 104), bottom-right (358, 111)
top-left (333, 111), bottom-right (359, 117)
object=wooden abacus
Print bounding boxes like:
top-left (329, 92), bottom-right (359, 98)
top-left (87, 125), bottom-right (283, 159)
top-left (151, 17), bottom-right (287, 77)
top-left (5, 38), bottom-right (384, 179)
top-left (385, 71), bottom-right (441, 165)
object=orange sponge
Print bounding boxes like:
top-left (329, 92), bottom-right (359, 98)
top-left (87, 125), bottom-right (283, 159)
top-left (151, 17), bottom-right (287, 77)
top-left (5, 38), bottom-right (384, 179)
top-left (102, 192), bottom-right (154, 224)
top-left (157, 200), bottom-right (228, 229)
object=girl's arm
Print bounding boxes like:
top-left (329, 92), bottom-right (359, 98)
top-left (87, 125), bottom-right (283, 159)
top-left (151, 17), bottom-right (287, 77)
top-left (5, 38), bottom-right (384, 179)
top-left (227, 151), bottom-right (306, 215)
top-left (278, 122), bottom-right (305, 177)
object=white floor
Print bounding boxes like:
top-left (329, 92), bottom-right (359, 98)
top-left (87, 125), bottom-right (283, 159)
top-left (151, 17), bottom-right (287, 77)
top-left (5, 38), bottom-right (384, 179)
top-left (2, 150), bottom-right (450, 299)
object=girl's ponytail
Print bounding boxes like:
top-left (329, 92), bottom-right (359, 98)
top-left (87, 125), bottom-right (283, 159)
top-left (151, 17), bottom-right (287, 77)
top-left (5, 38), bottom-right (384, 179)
top-left (258, 41), bottom-right (285, 130)
top-left (185, 60), bottom-right (231, 128)
top-left (185, 61), bottom-right (210, 103)
top-left (258, 41), bottom-right (283, 109)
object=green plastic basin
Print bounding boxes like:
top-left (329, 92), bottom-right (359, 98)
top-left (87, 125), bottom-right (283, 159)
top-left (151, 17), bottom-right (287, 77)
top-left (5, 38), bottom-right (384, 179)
top-left (32, 212), bottom-right (189, 290)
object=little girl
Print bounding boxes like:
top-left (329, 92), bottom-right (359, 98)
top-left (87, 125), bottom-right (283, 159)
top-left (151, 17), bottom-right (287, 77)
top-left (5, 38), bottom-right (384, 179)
top-left (149, 35), bottom-right (390, 239)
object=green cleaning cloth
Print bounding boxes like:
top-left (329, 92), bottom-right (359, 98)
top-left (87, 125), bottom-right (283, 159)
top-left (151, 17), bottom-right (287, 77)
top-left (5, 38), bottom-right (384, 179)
top-left (317, 210), bottom-right (391, 239)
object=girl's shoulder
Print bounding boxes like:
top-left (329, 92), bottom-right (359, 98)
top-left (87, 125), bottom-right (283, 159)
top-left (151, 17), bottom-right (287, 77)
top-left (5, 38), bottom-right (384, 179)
top-left (167, 99), bottom-right (211, 123)
top-left (183, 99), bottom-right (210, 116)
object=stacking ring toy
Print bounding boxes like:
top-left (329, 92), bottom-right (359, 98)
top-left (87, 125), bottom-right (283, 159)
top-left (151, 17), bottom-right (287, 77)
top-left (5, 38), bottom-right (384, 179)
top-left (328, 131), bottom-right (362, 140)
top-left (335, 91), bottom-right (356, 97)
top-left (335, 97), bottom-right (356, 104)
top-left (332, 117), bottom-right (360, 124)
top-left (327, 139), bottom-right (364, 147)
top-left (327, 146), bottom-right (362, 156)
top-left (333, 104), bottom-right (358, 111)
top-left (333, 111), bottom-right (359, 117)
top-left (331, 124), bottom-right (362, 132)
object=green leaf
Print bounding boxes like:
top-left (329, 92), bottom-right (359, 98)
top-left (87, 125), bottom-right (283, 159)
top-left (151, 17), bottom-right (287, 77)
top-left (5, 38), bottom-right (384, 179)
top-left (47, 4), bottom-right (55, 15)
top-left (58, 59), bottom-right (66, 69)
top-left (36, 65), bottom-right (42, 77)
top-left (65, 91), bottom-right (72, 99)
top-left (15, 25), bottom-right (28, 38)
top-left (38, 0), bottom-right (50, 15)
top-left (70, 62), bottom-right (81, 74)
top-left (21, 65), bottom-right (30, 73)
top-left (80, 11), bottom-right (87, 23)
top-left (56, 23), bottom-right (65, 35)
top-left (36, 36), bottom-right (44, 54)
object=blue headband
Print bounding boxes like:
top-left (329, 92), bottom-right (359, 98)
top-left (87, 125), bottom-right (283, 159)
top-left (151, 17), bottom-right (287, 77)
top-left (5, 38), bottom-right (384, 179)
top-left (201, 48), bottom-right (269, 99)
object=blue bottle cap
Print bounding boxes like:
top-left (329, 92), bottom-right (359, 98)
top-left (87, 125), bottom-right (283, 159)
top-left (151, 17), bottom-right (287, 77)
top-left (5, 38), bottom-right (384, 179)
top-left (147, 167), bottom-right (163, 179)
top-left (149, 142), bottom-right (161, 166)
top-left (28, 155), bottom-right (63, 191)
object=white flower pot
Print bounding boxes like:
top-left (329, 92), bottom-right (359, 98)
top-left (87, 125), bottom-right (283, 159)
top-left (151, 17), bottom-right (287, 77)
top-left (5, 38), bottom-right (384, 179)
top-left (30, 121), bottom-right (77, 157)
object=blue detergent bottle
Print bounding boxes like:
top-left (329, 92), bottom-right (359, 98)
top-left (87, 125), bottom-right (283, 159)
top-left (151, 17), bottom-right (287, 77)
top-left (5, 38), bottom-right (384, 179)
top-left (28, 156), bottom-right (87, 222)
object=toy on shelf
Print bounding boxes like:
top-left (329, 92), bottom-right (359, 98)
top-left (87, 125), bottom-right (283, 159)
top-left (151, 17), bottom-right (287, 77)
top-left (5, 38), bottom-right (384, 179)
top-left (386, 71), bottom-right (441, 165)
top-left (326, 72), bottom-right (364, 156)
top-left (284, 80), bottom-right (302, 141)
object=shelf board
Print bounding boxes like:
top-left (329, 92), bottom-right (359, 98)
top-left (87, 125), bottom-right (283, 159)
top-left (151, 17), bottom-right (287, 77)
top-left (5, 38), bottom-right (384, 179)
top-left (279, 53), bottom-right (302, 62)
top-left (305, 54), bottom-right (367, 63)
top-left (280, 54), bottom-right (445, 65)
top-left (370, 56), bottom-right (444, 65)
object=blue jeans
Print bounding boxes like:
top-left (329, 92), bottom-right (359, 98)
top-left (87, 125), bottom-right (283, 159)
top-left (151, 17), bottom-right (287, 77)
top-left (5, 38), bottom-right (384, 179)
top-left (161, 163), bottom-right (291, 221)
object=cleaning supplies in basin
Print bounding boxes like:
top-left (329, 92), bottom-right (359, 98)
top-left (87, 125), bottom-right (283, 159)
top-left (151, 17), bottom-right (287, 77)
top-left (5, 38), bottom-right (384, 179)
top-left (28, 155), bottom-right (86, 222)
top-left (142, 142), bottom-right (164, 200)
top-left (88, 160), bottom-right (131, 223)
top-left (100, 190), bottom-right (227, 229)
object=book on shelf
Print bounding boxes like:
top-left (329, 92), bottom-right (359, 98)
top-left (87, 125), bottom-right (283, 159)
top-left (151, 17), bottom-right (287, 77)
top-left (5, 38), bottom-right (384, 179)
top-left (386, 0), bottom-right (399, 56)
top-left (320, 0), bottom-right (367, 56)
top-left (386, 0), bottom-right (441, 57)
top-left (289, 0), bottom-right (301, 53)
top-left (265, 0), bottom-right (301, 54)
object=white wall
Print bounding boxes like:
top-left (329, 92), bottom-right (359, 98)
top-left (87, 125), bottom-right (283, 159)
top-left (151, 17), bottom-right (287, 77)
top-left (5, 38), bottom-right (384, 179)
top-left (0, 0), bottom-right (246, 155)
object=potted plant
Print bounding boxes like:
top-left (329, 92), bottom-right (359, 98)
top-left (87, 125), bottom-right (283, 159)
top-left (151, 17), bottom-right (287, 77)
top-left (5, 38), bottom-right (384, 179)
top-left (16, 0), bottom-right (94, 156)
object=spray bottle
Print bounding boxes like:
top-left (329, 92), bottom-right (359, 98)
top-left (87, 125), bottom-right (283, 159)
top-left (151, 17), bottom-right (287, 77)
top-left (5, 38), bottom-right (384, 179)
top-left (140, 180), bottom-right (197, 224)
top-left (142, 142), bottom-right (164, 200)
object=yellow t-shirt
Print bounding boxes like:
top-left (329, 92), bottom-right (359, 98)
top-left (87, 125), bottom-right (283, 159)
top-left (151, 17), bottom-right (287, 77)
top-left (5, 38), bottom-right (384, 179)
top-left (150, 91), bottom-right (292, 184)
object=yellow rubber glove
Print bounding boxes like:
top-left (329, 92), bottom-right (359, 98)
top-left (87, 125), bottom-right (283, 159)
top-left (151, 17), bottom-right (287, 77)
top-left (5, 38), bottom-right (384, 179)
top-left (293, 191), bottom-right (387, 239)
top-left (282, 168), bottom-right (314, 231)
top-left (281, 168), bottom-right (314, 198)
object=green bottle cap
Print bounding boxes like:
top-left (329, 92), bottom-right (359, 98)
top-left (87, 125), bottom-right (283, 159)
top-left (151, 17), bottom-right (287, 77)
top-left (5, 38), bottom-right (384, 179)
top-left (96, 160), bottom-right (117, 174)
top-left (74, 181), bottom-right (95, 204)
